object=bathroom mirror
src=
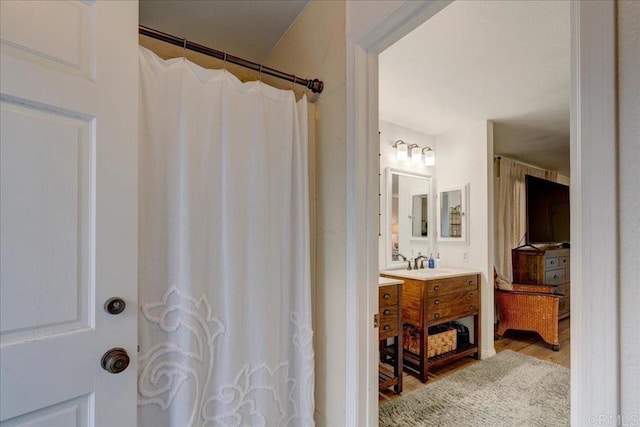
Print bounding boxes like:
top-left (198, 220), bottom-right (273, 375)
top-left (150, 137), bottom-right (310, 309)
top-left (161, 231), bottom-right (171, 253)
top-left (437, 184), bottom-right (468, 242)
top-left (385, 168), bottom-right (433, 268)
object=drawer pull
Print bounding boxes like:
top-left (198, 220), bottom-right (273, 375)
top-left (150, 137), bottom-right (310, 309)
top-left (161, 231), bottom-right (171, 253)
top-left (468, 280), bottom-right (473, 285)
top-left (553, 274), bottom-right (558, 279)
top-left (562, 259), bottom-right (568, 264)
top-left (383, 325), bottom-right (391, 331)
top-left (550, 260), bottom-right (555, 265)
top-left (383, 309), bottom-right (392, 315)
top-left (383, 293), bottom-right (391, 299)
top-left (434, 285), bottom-right (440, 291)
top-left (469, 293), bottom-right (474, 298)
top-left (469, 305), bottom-right (474, 311)
top-left (434, 300), bottom-right (440, 305)
top-left (434, 313), bottom-right (441, 319)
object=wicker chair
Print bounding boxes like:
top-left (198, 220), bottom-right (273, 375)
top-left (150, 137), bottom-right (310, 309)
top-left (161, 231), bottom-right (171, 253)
top-left (494, 269), bottom-right (561, 351)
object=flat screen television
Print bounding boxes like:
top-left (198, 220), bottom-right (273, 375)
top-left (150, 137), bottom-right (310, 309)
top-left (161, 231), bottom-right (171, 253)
top-left (525, 175), bottom-right (570, 245)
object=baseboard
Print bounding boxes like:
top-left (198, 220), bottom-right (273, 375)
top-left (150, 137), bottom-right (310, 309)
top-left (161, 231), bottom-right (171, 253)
top-left (314, 410), bottom-right (327, 427)
top-left (480, 347), bottom-right (497, 359)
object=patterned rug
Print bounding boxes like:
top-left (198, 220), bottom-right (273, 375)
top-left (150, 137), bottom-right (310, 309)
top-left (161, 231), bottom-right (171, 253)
top-left (379, 350), bottom-right (569, 427)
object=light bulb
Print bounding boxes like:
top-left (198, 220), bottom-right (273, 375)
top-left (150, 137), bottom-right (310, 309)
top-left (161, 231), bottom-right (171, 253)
top-left (424, 149), bottom-right (435, 166)
top-left (396, 143), bottom-right (408, 161)
top-left (411, 146), bottom-right (422, 163)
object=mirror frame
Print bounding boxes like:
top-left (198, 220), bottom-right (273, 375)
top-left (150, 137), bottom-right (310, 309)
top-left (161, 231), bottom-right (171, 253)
top-left (437, 184), bottom-right (469, 242)
top-left (384, 168), bottom-right (434, 269)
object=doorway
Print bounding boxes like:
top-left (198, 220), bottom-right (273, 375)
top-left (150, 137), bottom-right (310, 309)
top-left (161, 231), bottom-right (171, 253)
top-left (344, 1), bottom-right (619, 425)
top-left (377, 0), bottom-right (571, 404)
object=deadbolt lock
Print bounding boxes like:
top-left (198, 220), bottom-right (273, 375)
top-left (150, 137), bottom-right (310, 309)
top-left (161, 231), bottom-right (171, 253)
top-left (101, 348), bottom-right (130, 374)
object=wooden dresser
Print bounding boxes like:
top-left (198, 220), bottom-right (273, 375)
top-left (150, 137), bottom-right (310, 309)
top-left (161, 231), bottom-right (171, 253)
top-left (512, 247), bottom-right (570, 319)
top-left (378, 278), bottom-right (403, 393)
top-left (381, 270), bottom-right (480, 383)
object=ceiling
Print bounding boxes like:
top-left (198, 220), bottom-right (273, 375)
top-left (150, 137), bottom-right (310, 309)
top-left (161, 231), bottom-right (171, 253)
top-left (379, 1), bottom-right (571, 176)
top-left (139, 0), bottom-right (310, 63)
top-left (139, 1), bottom-right (570, 175)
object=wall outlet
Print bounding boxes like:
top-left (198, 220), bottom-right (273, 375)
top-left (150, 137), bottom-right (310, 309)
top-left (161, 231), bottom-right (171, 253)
top-left (463, 252), bottom-right (469, 262)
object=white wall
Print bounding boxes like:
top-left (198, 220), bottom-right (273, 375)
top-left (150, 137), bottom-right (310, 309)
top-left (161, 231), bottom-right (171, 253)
top-left (379, 120), bottom-right (435, 268)
top-left (435, 120), bottom-right (495, 357)
top-left (264, 2), bottom-right (346, 425)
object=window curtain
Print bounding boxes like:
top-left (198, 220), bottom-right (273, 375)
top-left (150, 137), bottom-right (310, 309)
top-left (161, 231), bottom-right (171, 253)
top-left (495, 157), bottom-right (558, 280)
top-left (137, 47), bottom-right (314, 427)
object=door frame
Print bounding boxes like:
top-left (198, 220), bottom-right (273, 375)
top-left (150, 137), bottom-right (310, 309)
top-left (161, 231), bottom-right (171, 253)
top-left (344, 1), bottom-right (618, 426)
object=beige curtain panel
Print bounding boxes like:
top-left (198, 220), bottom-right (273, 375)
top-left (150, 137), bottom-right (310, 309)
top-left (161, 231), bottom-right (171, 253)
top-left (494, 157), bottom-right (558, 279)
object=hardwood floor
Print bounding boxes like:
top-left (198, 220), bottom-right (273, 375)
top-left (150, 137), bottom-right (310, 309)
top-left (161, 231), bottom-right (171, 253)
top-left (379, 317), bottom-right (570, 402)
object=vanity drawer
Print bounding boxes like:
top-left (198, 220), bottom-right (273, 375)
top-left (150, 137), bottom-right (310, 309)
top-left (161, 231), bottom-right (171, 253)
top-left (428, 291), bottom-right (478, 311)
top-left (379, 285), bottom-right (398, 307)
top-left (426, 292), bottom-right (479, 326)
top-left (427, 301), bottom-right (478, 326)
top-left (426, 275), bottom-right (478, 297)
top-left (545, 269), bottom-right (565, 285)
top-left (379, 319), bottom-right (398, 340)
top-left (380, 305), bottom-right (399, 319)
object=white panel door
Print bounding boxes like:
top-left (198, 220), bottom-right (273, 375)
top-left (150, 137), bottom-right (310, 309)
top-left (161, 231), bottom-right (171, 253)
top-left (0, 1), bottom-right (138, 426)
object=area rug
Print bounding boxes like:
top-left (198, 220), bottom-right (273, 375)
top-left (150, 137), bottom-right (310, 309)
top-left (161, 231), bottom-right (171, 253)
top-left (379, 350), bottom-right (569, 427)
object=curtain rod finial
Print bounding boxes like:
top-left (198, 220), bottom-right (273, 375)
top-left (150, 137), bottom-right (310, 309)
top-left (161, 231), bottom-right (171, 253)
top-left (307, 79), bottom-right (323, 94)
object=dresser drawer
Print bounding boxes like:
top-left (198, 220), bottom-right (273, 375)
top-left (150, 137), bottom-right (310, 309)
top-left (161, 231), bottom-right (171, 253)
top-left (558, 296), bottom-right (570, 317)
top-left (545, 268), bottom-right (565, 285)
top-left (554, 283), bottom-right (567, 296)
top-left (545, 256), bottom-right (560, 269)
top-left (379, 285), bottom-right (398, 307)
top-left (426, 275), bottom-right (478, 297)
top-left (379, 319), bottom-right (398, 340)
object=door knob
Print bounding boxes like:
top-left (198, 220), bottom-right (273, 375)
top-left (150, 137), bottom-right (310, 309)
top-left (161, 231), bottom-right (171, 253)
top-left (101, 348), bottom-right (130, 374)
top-left (104, 297), bottom-right (126, 315)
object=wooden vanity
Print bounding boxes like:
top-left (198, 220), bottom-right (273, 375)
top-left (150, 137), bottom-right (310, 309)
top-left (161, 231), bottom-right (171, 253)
top-left (378, 277), bottom-right (403, 393)
top-left (381, 268), bottom-right (481, 382)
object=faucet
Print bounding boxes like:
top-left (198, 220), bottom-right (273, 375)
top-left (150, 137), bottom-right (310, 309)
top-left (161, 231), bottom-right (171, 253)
top-left (396, 253), bottom-right (408, 262)
top-left (414, 255), bottom-right (427, 269)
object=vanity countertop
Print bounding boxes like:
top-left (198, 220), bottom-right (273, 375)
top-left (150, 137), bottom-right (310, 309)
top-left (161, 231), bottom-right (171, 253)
top-left (378, 277), bottom-right (404, 287)
top-left (379, 267), bottom-right (482, 281)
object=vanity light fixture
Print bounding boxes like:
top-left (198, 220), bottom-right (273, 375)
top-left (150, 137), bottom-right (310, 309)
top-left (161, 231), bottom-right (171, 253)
top-left (423, 147), bottom-right (435, 166)
top-left (409, 144), bottom-right (421, 164)
top-left (392, 140), bottom-right (408, 161)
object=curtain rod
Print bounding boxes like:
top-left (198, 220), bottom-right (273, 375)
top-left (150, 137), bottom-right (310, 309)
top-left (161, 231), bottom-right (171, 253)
top-left (139, 25), bottom-right (324, 94)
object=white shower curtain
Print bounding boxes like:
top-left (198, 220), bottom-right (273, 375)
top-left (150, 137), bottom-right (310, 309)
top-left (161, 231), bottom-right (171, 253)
top-left (137, 47), bottom-right (314, 427)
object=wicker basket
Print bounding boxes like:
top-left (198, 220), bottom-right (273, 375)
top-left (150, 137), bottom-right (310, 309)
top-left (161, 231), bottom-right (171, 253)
top-left (427, 328), bottom-right (457, 357)
top-left (402, 324), bottom-right (421, 354)
top-left (403, 324), bottom-right (457, 357)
